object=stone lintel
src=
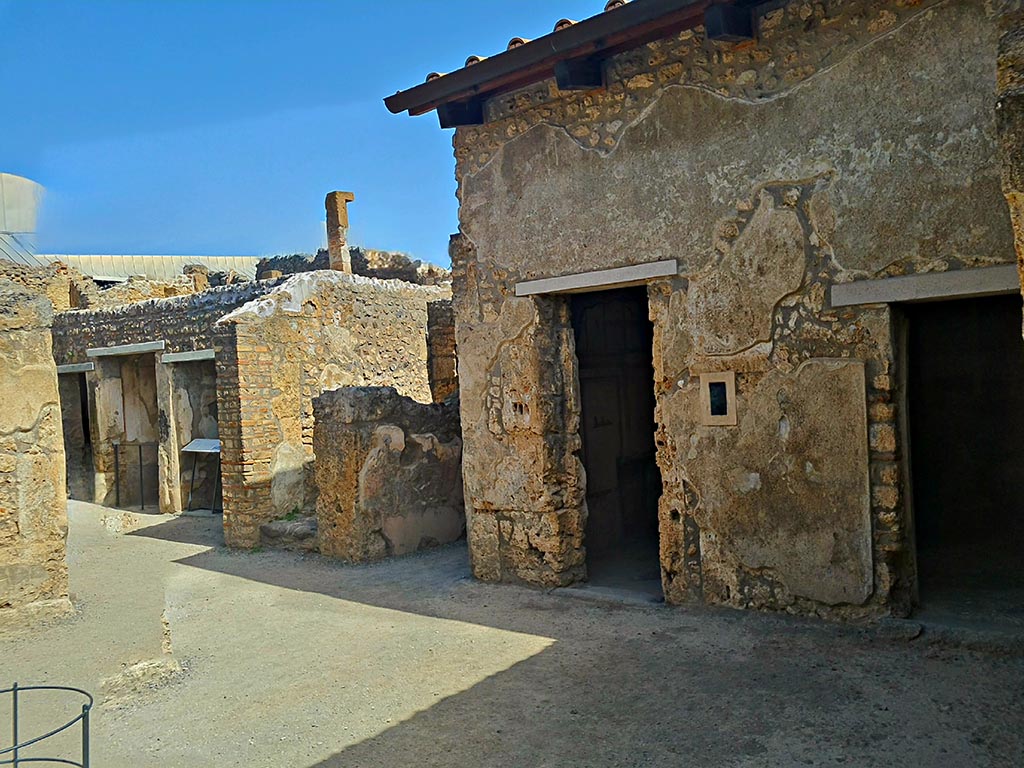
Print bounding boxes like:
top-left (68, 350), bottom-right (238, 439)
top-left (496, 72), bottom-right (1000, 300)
top-left (514, 259), bottom-right (678, 296)
top-left (56, 362), bottom-right (95, 374)
top-left (86, 340), bottom-right (167, 358)
top-left (830, 265), bottom-right (1019, 307)
top-left (161, 349), bottom-right (216, 364)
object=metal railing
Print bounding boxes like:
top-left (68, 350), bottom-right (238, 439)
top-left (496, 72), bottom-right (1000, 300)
top-left (0, 683), bottom-right (92, 767)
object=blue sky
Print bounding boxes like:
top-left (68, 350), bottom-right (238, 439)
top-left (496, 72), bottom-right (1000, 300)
top-left (0, 0), bottom-right (599, 266)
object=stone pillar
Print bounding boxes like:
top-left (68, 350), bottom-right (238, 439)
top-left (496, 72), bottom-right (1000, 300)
top-left (89, 357), bottom-right (124, 506)
top-left (0, 280), bottom-right (69, 620)
top-left (155, 357), bottom-right (182, 514)
top-left (325, 191), bottom-right (356, 273)
top-left (996, 3), bottom-right (1024, 308)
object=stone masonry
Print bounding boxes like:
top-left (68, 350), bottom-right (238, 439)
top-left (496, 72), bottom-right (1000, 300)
top-left (51, 281), bottom-right (283, 513)
top-left (996, 1), bottom-right (1024, 301)
top-left (314, 386), bottom-right (463, 562)
top-left (215, 271), bottom-right (451, 548)
top-left (446, 0), bottom-right (1016, 619)
top-left (427, 300), bottom-right (458, 403)
top-left (0, 281), bottom-right (68, 618)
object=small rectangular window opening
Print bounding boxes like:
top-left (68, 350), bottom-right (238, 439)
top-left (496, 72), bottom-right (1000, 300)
top-left (708, 381), bottom-right (728, 416)
top-left (698, 371), bottom-right (737, 426)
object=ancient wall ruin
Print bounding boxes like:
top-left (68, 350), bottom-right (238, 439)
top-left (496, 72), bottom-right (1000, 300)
top-left (0, 282), bottom-right (68, 618)
top-left (997, 1), bottom-right (1024, 298)
top-left (314, 386), bottom-right (463, 561)
top-left (426, 300), bottom-right (458, 403)
top-left (256, 247), bottom-right (452, 286)
top-left (450, 0), bottom-right (1016, 618)
top-left (51, 281), bottom-right (281, 364)
top-left (51, 281), bottom-right (281, 512)
top-left (214, 271), bottom-right (452, 547)
top-left (0, 260), bottom-right (94, 312)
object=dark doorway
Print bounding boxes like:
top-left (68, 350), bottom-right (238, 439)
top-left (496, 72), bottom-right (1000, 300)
top-left (906, 294), bottom-right (1024, 629)
top-left (571, 287), bottom-right (662, 600)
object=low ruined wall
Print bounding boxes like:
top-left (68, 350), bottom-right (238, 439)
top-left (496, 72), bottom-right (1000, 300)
top-left (0, 282), bottom-right (68, 618)
top-left (314, 387), bottom-right (463, 561)
top-left (256, 247), bottom-right (452, 286)
top-left (997, 3), bottom-right (1024, 293)
top-left (50, 280), bottom-right (281, 365)
top-left (215, 271), bottom-right (452, 548)
top-left (50, 281), bottom-right (281, 513)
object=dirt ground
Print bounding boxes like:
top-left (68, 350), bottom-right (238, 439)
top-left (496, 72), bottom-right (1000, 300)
top-left (1, 501), bottom-right (1022, 768)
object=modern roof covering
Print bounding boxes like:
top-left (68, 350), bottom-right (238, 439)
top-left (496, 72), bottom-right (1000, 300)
top-left (33, 254), bottom-right (260, 282)
top-left (0, 233), bottom-right (40, 267)
top-left (384, 0), bottom-right (755, 126)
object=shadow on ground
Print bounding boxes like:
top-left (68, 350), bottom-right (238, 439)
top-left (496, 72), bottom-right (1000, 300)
top-left (125, 513), bottom-right (1024, 768)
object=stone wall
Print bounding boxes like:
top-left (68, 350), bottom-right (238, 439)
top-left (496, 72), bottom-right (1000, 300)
top-left (0, 281), bottom-right (68, 618)
top-left (314, 387), bottom-right (463, 561)
top-left (58, 372), bottom-right (92, 500)
top-left (427, 300), bottom-right (458, 402)
top-left (256, 247), bottom-right (452, 285)
top-left (50, 281), bottom-right (281, 513)
top-left (51, 281), bottom-right (281, 364)
top-left (0, 260), bottom-right (95, 311)
top-left (0, 259), bottom-right (211, 312)
top-left (450, 0), bottom-right (1015, 618)
top-left (215, 271), bottom-right (451, 547)
top-left (996, 1), bottom-right (1024, 301)
top-left (84, 274), bottom-right (202, 308)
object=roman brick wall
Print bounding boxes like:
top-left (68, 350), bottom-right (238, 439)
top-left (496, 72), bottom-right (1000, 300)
top-left (214, 270), bottom-right (451, 547)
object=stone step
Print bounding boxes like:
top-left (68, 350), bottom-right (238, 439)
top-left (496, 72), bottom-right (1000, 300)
top-left (259, 516), bottom-right (318, 553)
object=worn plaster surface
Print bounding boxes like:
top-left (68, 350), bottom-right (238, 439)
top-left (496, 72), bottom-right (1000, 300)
top-left (0, 282), bottom-right (68, 618)
top-left (0, 501), bottom-right (1021, 767)
top-left (450, 0), bottom-right (1016, 617)
top-left (215, 271), bottom-right (451, 548)
top-left (314, 387), bottom-right (463, 561)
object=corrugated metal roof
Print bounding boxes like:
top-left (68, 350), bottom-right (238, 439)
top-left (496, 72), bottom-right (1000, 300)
top-left (34, 254), bottom-right (259, 281)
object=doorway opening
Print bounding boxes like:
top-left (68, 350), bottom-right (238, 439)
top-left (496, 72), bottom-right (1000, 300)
top-left (114, 353), bottom-right (161, 511)
top-left (58, 372), bottom-right (94, 500)
top-left (571, 287), bottom-right (662, 600)
top-left (906, 294), bottom-right (1024, 629)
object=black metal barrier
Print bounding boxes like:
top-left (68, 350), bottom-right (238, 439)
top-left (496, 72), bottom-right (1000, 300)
top-left (0, 683), bottom-right (92, 767)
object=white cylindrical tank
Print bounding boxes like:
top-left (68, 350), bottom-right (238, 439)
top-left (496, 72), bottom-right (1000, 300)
top-left (0, 173), bottom-right (44, 234)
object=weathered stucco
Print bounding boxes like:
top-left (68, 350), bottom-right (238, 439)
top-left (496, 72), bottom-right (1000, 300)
top-left (450, 0), bottom-right (1016, 617)
top-left (215, 271), bottom-right (452, 548)
top-left (0, 282), bottom-right (68, 618)
top-left (995, 1), bottom-right (1024, 300)
top-left (314, 386), bottom-right (464, 562)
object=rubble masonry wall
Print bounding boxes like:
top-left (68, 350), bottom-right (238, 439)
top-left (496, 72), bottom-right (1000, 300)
top-left (451, 0), bottom-right (1015, 619)
top-left (0, 282), bottom-right (68, 618)
top-left (314, 386), bottom-right (463, 562)
top-left (214, 271), bottom-right (451, 548)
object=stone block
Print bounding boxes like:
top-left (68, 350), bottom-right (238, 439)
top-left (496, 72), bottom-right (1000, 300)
top-left (314, 386), bottom-right (464, 562)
